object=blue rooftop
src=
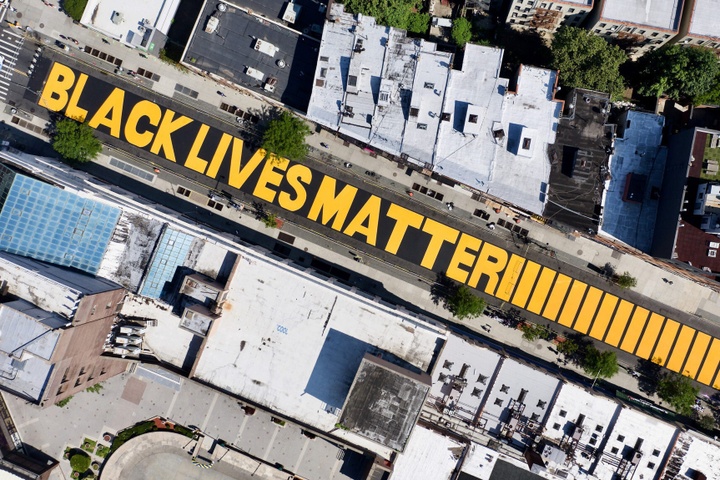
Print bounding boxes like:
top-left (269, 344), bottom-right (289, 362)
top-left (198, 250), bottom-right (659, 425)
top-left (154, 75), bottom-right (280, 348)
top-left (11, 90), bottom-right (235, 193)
top-left (139, 227), bottom-right (194, 299)
top-left (0, 165), bottom-right (120, 274)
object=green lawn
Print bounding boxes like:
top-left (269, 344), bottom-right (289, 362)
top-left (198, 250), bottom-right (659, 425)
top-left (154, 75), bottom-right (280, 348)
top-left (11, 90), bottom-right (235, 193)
top-left (701, 135), bottom-right (720, 181)
top-left (81, 438), bottom-right (96, 453)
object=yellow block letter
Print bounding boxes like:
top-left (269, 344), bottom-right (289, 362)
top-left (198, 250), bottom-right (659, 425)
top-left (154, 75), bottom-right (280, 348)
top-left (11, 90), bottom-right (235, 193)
top-left (150, 110), bottom-right (193, 162)
top-left (65, 73), bottom-right (88, 121)
top-left (420, 219), bottom-right (460, 270)
top-left (384, 204), bottom-right (424, 255)
top-left (446, 234), bottom-right (482, 284)
top-left (468, 242), bottom-right (509, 293)
top-left (254, 157), bottom-right (289, 203)
top-left (185, 124), bottom-right (212, 174)
top-left (125, 100), bottom-right (162, 148)
top-left (205, 133), bottom-right (233, 179)
top-left (307, 176), bottom-right (357, 231)
top-left (343, 195), bottom-right (381, 246)
top-left (39, 63), bottom-right (76, 112)
top-left (278, 164), bottom-right (312, 212)
top-left (88, 88), bottom-right (125, 138)
top-left (227, 143), bottom-right (265, 190)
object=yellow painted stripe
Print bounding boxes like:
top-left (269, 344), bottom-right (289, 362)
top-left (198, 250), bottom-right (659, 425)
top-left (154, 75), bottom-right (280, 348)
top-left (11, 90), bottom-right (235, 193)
top-left (651, 319), bottom-right (680, 366)
top-left (511, 261), bottom-right (541, 309)
top-left (634, 313), bottom-right (664, 359)
top-left (542, 274), bottom-right (572, 322)
top-left (526, 267), bottom-right (557, 315)
top-left (666, 326), bottom-right (696, 373)
top-left (604, 301), bottom-right (634, 346)
top-left (620, 307), bottom-right (650, 354)
top-left (495, 255), bottom-right (526, 301)
top-left (683, 332), bottom-right (711, 379)
top-left (572, 287), bottom-right (603, 334)
top-left (697, 338), bottom-right (720, 386)
top-left (713, 370), bottom-right (720, 391)
top-left (557, 281), bottom-right (587, 328)
top-left (589, 294), bottom-right (618, 341)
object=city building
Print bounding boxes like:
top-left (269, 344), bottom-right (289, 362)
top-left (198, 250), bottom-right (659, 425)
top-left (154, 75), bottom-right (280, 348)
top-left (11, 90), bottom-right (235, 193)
top-left (598, 110), bottom-right (667, 253)
top-left (79, 0), bottom-right (181, 53)
top-left (661, 430), bottom-right (720, 480)
top-left (390, 425), bottom-right (465, 480)
top-left (505, 0), bottom-right (594, 32)
top-left (672, 0), bottom-right (720, 51)
top-left (0, 252), bottom-right (128, 407)
top-left (0, 163), bottom-right (120, 275)
top-left (585, 0), bottom-right (684, 58)
top-left (307, 4), bottom-right (562, 214)
top-left (652, 127), bottom-right (720, 284)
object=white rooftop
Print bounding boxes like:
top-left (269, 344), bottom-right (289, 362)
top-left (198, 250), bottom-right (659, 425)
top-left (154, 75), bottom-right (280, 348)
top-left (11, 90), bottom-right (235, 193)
top-left (480, 359), bottom-right (561, 446)
top-left (665, 431), bottom-right (720, 480)
top-left (459, 442), bottom-right (501, 480)
top-left (600, 0), bottom-right (682, 30)
top-left (429, 333), bottom-right (502, 425)
top-left (543, 384), bottom-right (620, 471)
top-left (558, 0), bottom-right (593, 5)
top-left (594, 407), bottom-right (676, 480)
top-left (191, 247), bottom-right (446, 457)
top-left (81, 0), bottom-right (181, 48)
top-left (689, 0), bottom-right (720, 38)
top-left (599, 111), bottom-right (667, 252)
top-left (308, 8), bottom-right (560, 214)
top-left (390, 425), bottom-right (463, 480)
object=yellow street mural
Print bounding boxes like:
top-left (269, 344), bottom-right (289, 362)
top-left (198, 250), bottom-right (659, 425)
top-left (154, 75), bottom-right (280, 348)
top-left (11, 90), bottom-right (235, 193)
top-left (40, 62), bottom-right (720, 389)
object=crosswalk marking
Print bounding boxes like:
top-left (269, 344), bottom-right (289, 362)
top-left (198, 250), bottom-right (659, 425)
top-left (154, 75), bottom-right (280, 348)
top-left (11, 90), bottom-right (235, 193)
top-left (0, 32), bottom-right (25, 102)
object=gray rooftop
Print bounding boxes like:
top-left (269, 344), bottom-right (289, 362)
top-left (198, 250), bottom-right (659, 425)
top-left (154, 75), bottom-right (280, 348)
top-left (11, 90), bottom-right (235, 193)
top-left (600, 0), bottom-right (683, 30)
top-left (307, 8), bottom-right (561, 214)
top-left (599, 111), bottom-right (667, 253)
top-left (688, 0), bottom-right (720, 38)
top-left (0, 251), bottom-right (122, 319)
top-left (338, 353), bottom-right (431, 452)
top-left (183, 0), bottom-right (318, 111)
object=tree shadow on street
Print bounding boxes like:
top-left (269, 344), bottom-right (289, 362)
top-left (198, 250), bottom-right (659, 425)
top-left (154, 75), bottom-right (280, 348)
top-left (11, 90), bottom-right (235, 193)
top-left (430, 272), bottom-right (456, 307)
top-left (495, 27), bottom-right (552, 78)
top-left (635, 358), bottom-right (662, 396)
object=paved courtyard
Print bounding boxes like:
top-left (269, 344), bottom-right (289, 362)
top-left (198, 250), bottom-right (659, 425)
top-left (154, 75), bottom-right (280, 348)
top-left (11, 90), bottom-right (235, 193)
top-left (6, 364), bottom-right (368, 480)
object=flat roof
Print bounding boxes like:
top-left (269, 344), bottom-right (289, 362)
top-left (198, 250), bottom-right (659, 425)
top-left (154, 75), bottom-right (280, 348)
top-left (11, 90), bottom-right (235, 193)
top-left (543, 384), bottom-right (620, 471)
top-left (593, 407), bottom-right (676, 480)
top-left (459, 442), bottom-right (501, 480)
top-left (429, 333), bottom-right (503, 425)
top-left (339, 354), bottom-right (430, 452)
top-left (390, 426), bottom-right (463, 480)
top-left (80, 0), bottom-right (181, 47)
top-left (689, 0), bottom-right (720, 38)
top-left (599, 111), bottom-right (667, 253)
top-left (183, 1), bottom-right (318, 111)
top-left (544, 89), bottom-right (611, 231)
top-left (480, 359), bottom-right (561, 446)
top-left (0, 251), bottom-right (122, 318)
top-left (229, 0), bottom-right (328, 34)
top-left (666, 431), bottom-right (720, 480)
top-left (600, 0), bottom-right (682, 30)
top-left (189, 246), bottom-right (445, 456)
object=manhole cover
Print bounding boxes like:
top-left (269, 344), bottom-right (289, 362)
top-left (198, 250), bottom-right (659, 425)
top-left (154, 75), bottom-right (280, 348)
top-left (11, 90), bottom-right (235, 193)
top-left (16, 13), bottom-right (22, 18)
top-left (39, 23), bottom-right (44, 28)
top-left (577, 250), bottom-right (583, 255)
top-left (393, 173), bottom-right (397, 177)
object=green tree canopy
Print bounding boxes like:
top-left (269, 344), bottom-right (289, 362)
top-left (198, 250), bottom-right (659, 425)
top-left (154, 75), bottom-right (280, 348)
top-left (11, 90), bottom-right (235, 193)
top-left (70, 452), bottom-right (91, 472)
top-left (636, 46), bottom-right (720, 100)
top-left (343, 0), bottom-right (426, 32)
top-left (63, 0), bottom-right (88, 22)
top-left (657, 373), bottom-right (699, 416)
top-left (52, 118), bottom-right (102, 163)
top-left (407, 12), bottom-right (430, 34)
top-left (446, 284), bottom-right (486, 320)
top-left (581, 347), bottom-right (619, 379)
top-left (261, 111), bottom-right (311, 161)
top-left (551, 26), bottom-right (627, 99)
top-left (694, 73), bottom-right (720, 106)
top-left (615, 272), bottom-right (637, 289)
top-left (451, 18), bottom-right (473, 48)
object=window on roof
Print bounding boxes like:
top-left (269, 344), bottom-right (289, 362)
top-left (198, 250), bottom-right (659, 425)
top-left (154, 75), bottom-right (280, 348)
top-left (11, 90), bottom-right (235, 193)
top-left (477, 373), bottom-right (487, 384)
top-left (599, 23), bottom-right (606, 27)
top-left (555, 5), bottom-right (561, 10)
top-left (379, 92), bottom-right (389, 102)
top-left (596, 425), bottom-right (603, 432)
top-left (417, 123), bottom-right (427, 130)
top-left (494, 398), bottom-right (503, 406)
top-left (559, 410), bottom-right (567, 417)
top-left (611, 447), bottom-right (619, 454)
top-left (441, 112), bottom-right (451, 121)
top-left (471, 388), bottom-right (483, 397)
top-left (652, 449), bottom-right (660, 457)
top-left (589, 437), bottom-right (597, 445)
top-left (410, 107), bottom-right (419, 117)
top-left (540, 3), bottom-right (547, 8)
top-left (568, 7), bottom-right (575, 12)
top-left (553, 423), bottom-right (561, 430)
top-left (651, 32), bottom-right (658, 37)
top-left (348, 75), bottom-right (358, 86)
top-left (648, 462), bottom-right (656, 469)
top-left (320, 56), bottom-right (329, 62)
top-left (320, 68), bottom-right (327, 78)
top-left (617, 435), bottom-right (625, 442)
top-left (424, 82), bottom-right (435, 89)
top-left (469, 114), bottom-right (479, 123)
top-left (522, 138), bottom-right (532, 149)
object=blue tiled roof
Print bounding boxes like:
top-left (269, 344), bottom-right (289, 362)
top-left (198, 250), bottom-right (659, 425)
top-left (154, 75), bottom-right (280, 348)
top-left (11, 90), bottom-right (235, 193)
top-left (139, 228), bottom-right (194, 299)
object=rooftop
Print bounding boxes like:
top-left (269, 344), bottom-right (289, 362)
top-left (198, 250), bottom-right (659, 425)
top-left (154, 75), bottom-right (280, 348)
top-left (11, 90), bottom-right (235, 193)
top-left (544, 89), bottom-right (611, 232)
top-left (183, 1), bottom-right (319, 111)
top-left (307, 8), bottom-right (561, 214)
top-left (593, 407), bottom-right (676, 480)
top-left (599, 111), bottom-right (667, 253)
top-left (80, 0), bottom-right (181, 50)
top-left (0, 251), bottom-right (122, 319)
top-left (459, 442), bottom-right (501, 480)
top-left (0, 300), bottom-right (63, 402)
top-left (0, 164), bottom-right (120, 274)
top-left (600, 0), bottom-right (683, 31)
top-left (688, 0), bottom-right (720, 38)
top-left (390, 425), bottom-right (463, 480)
top-left (664, 431), bottom-right (720, 480)
top-left (228, 0), bottom-right (329, 34)
top-left (339, 354), bottom-right (431, 452)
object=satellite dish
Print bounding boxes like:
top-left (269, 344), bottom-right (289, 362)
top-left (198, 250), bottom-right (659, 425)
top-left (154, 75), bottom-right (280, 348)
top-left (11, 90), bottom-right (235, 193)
top-left (276, 59), bottom-right (286, 68)
top-left (217, 3), bottom-right (227, 12)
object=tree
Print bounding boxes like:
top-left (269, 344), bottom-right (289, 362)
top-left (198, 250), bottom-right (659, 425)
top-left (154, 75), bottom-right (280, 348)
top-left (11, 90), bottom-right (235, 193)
top-left (636, 46), bottom-right (720, 100)
top-left (63, 0), bottom-right (88, 22)
top-left (446, 284), bottom-right (486, 320)
top-left (551, 26), bottom-right (627, 99)
top-left (581, 346), bottom-right (619, 379)
top-left (615, 272), bottom-right (637, 289)
top-left (261, 111), bottom-right (311, 161)
top-left (343, 0), bottom-right (425, 31)
top-left (451, 18), bottom-right (473, 48)
top-left (695, 73), bottom-right (720, 106)
top-left (698, 413), bottom-right (716, 431)
top-left (407, 13), bottom-right (430, 34)
top-left (52, 118), bottom-right (102, 163)
top-left (657, 373), bottom-right (699, 416)
top-left (557, 337), bottom-right (579, 357)
top-left (70, 452), bottom-right (91, 472)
